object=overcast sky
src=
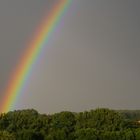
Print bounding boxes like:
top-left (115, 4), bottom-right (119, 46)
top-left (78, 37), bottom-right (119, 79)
top-left (0, 0), bottom-right (140, 113)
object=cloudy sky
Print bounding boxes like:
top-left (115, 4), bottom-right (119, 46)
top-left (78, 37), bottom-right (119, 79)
top-left (0, 0), bottom-right (140, 113)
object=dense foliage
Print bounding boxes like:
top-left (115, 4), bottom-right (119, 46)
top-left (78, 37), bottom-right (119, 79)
top-left (0, 108), bottom-right (140, 139)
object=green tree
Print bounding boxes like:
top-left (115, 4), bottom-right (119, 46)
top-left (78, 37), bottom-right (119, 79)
top-left (75, 128), bottom-right (98, 140)
top-left (0, 130), bottom-right (15, 140)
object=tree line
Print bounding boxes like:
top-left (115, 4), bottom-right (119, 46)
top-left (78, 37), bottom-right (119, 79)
top-left (0, 108), bottom-right (140, 140)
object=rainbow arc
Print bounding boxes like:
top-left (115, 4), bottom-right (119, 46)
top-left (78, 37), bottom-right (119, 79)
top-left (0, 0), bottom-right (71, 113)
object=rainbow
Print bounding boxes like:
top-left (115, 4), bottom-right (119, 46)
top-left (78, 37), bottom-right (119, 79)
top-left (0, 0), bottom-right (71, 113)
